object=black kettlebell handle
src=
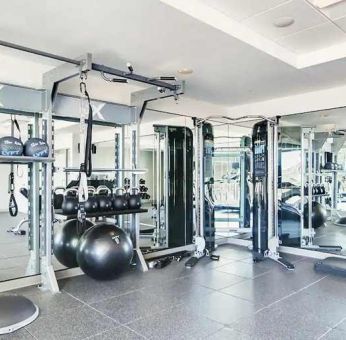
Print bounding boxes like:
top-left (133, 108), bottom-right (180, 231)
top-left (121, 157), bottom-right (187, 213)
top-left (114, 187), bottom-right (125, 195)
top-left (64, 188), bottom-right (78, 197)
top-left (130, 187), bottom-right (140, 194)
top-left (54, 187), bottom-right (66, 194)
top-left (96, 185), bottom-right (111, 195)
top-left (88, 186), bottom-right (96, 195)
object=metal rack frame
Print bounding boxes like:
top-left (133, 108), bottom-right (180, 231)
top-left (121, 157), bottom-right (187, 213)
top-left (0, 40), bottom-right (184, 293)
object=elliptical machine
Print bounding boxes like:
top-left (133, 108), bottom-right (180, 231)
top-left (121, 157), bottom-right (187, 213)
top-left (252, 118), bottom-right (294, 270)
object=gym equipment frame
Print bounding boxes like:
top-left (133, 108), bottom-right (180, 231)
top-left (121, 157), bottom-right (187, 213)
top-left (0, 40), bottom-right (184, 293)
top-left (252, 119), bottom-right (294, 270)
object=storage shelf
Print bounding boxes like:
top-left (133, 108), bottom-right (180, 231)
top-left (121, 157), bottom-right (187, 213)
top-left (55, 208), bottom-right (148, 219)
top-left (320, 169), bottom-right (346, 174)
top-left (61, 167), bottom-right (147, 173)
top-left (0, 156), bottom-right (54, 164)
top-left (303, 193), bottom-right (329, 197)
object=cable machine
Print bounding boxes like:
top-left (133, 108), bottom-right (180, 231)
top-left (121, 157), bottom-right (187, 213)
top-left (252, 119), bottom-right (294, 269)
top-left (185, 119), bottom-right (220, 267)
top-left (151, 125), bottom-right (193, 250)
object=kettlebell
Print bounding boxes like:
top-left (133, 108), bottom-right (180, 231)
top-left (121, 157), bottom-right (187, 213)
top-left (320, 184), bottom-right (326, 195)
top-left (315, 184), bottom-right (321, 195)
top-left (53, 187), bottom-right (65, 209)
top-left (113, 188), bottom-right (128, 210)
top-left (62, 188), bottom-right (79, 215)
top-left (312, 185), bottom-right (317, 195)
top-left (84, 187), bottom-right (99, 213)
top-left (96, 186), bottom-right (113, 212)
top-left (304, 183), bottom-right (308, 196)
top-left (324, 162), bottom-right (334, 170)
top-left (127, 188), bottom-right (141, 210)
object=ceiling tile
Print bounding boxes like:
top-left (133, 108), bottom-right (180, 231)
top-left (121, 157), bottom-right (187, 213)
top-left (335, 16), bottom-right (346, 31)
top-left (318, 1), bottom-right (346, 20)
top-left (243, 0), bottom-right (328, 40)
top-left (199, 0), bottom-right (290, 21)
top-left (278, 22), bottom-right (346, 52)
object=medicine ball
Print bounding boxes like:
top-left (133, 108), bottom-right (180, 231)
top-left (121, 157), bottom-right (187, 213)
top-left (304, 201), bottom-right (327, 229)
top-left (24, 138), bottom-right (49, 157)
top-left (77, 223), bottom-right (133, 280)
top-left (0, 136), bottom-right (23, 156)
top-left (54, 219), bottom-right (94, 268)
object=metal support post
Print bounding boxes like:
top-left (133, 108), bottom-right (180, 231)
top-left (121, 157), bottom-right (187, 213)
top-left (130, 125), bottom-right (148, 271)
top-left (40, 54), bottom-right (91, 292)
top-left (26, 116), bottom-right (40, 276)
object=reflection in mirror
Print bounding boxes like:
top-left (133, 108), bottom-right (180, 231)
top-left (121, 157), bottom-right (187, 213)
top-left (280, 108), bottom-right (346, 256)
top-left (211, 122), bottom-right (253, 244)
top-left (0, 114), bottom-right (41, 281)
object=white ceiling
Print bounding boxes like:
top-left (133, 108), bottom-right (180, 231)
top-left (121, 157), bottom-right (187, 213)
top-left (206, 0), bottom-right (346, 54)
top-left (0, 0), bottom-right (346, 116)
top-left (163, 0), bottom-right (346, 66)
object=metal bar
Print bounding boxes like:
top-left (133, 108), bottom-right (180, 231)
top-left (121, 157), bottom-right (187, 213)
top-left (0, 40), bottom-right (178, 91)
top-left (273, 122), bottom-right (279, 240)
top-left (267, 121), bottom-right (274, 240)
top-left (0, 156), bottom-right (54, 164)
top-left (92, 63), bottom-right (178, 91)
top-left (164, 127), bottom-right (169, 247)
top-left (27, 116), bottom-right (40, 276)
top-left (155, 132), bottom-right (161, 247)
top-left (308, 131), bottom-right (313, 245)
top-left (0, 40), bottom-right (80, 65)
top-left (300, 128), bottom-right (305, 247)
top-left (40, 85), bottom-right (59, 293)
top-left (62, 167), bottom-right (146, 173)
top-left (143, 244), bottom-right (195, 260)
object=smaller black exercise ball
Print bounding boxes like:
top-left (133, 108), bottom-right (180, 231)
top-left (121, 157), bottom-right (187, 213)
top-left (24, 138), bottom-right (49, 157)
top-left (304, 201), bottom-right (327, 229)
top-left (54, 219), bottom-right (94, 268)
top-left (0, 137), bottom-right (23, 156)
top-left (77, 223), bottom-right (133, 280)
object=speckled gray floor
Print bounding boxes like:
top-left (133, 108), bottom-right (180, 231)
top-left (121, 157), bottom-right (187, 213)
top-left (2, 244), bottom-right (346, 339)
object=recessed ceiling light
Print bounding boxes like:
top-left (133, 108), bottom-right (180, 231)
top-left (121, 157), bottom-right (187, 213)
top-left (178, 68), bottom-right (193, 75)
top-left (273, 16), bottom-right (295, 28)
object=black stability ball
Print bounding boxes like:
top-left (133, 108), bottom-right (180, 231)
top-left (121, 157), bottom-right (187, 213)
top-left (77, 223), bottom-right (133, 280)
top-left (24, 138), bottom-right (49, 157)
top-left (304, 201), bottom-right (327, 229)
top-left (54, 219), bottom-right (94, 268)
top-left (0, 136), bottom-right (23, 156)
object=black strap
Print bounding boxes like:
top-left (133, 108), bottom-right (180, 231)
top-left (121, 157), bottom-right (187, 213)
top-left (79, 86), bottom-right (93, 178)
top-left (11, 116), bottom-right (21, 141)
top-left (77, 75), bottom-right (93, 226)
top-left (8, 172), bottom-right (18, 217)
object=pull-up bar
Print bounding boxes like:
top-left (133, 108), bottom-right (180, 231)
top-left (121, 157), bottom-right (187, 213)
top-left (0, 40), bottom-right (178, 91)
